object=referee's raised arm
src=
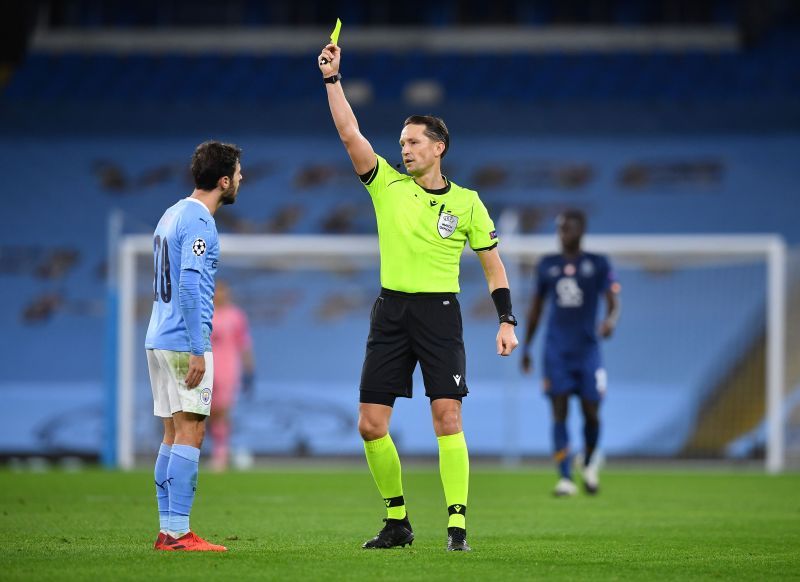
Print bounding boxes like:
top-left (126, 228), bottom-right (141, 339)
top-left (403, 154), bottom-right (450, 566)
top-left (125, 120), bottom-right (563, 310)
top-left (318, 43), bottom-right (376, 175)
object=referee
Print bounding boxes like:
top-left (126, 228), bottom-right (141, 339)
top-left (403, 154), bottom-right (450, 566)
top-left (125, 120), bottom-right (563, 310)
top-left (319, 43), bottom-right (518, 552)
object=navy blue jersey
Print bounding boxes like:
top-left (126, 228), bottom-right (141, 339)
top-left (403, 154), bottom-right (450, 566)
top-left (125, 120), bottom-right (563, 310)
top-left (535, 252), bottom-right (615, 353)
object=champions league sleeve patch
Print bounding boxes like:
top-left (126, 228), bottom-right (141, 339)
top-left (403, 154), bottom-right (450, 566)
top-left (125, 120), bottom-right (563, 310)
top-left (192, 238), bottom-right (207, 256)
top-left (489, 230), bottom-right (498, 240)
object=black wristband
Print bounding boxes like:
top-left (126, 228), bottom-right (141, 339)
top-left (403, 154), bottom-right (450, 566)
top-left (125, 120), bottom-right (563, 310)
top-left (491, 288), bottom-right (513, 320)
top-left (324, 72), bottom-right (342, 84)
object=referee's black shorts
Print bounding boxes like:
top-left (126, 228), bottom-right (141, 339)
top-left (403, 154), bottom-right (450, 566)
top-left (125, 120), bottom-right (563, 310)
top-left (359, 288), bottom-right (468, 406)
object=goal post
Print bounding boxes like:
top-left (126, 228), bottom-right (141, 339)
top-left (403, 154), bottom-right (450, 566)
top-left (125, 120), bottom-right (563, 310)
top-left (113, 233), bottom-right (788, 472)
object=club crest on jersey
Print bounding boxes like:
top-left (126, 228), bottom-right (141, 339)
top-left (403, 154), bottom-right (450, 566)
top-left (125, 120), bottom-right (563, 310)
top-left (437, 212), bottom-right (458, 238)
top-left (580, 259), bottom-right (595, 277)
top-left (192, 238), bottom-right (206, 256)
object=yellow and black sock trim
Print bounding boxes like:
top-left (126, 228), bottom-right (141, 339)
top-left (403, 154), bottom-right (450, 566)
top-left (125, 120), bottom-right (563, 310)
top-left (385, 496), bottom-right (405, 510)
top-left (448, 504), bottom-right (467, 518)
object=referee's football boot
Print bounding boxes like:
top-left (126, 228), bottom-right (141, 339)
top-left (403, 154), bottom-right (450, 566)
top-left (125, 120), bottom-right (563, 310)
top-left (446, 527), bottom-right (471, 552)
top-left (362, 516), bottom-right (414, 549)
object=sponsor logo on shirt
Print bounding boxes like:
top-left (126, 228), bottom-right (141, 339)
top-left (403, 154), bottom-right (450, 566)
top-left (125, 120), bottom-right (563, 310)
top-left (556, 277), bottom-right (583, 307)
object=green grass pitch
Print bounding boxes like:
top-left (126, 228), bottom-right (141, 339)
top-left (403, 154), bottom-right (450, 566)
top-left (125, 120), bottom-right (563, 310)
top-left (1, 467), bottom-right (798, 580)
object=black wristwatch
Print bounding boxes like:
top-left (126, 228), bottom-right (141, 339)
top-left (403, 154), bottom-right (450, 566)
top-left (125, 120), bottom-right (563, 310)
top-left (499, 314), bottom-right (518, 326)
top-left (324, 73), bottom-right (342, 84)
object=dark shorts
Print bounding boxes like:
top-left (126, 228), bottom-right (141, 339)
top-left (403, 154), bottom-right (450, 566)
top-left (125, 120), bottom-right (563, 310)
top-left (543, 346), bottom-right (606, 402)
top-left (359, 288), bottom-right (468, 405)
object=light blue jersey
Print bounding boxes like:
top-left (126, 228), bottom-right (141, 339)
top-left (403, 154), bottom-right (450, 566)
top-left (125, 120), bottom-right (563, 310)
top-left (145, 197), bottom-right (220, 353)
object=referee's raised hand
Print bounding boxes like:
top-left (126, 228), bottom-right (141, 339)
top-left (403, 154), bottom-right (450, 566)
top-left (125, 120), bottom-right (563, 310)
top-left (318, 43), bottom-right (340, 77)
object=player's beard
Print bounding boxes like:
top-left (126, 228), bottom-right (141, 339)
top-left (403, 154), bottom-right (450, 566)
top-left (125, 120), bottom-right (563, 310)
top-left (220, 183), bottom-right (238, 206)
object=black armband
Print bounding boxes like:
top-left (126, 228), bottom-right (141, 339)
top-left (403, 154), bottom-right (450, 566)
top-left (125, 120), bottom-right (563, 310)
top-left (491, 288), bottom-right (516, 325)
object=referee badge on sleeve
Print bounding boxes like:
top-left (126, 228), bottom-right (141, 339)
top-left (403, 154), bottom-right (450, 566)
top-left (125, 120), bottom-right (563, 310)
top-left (437, 213), bottom-right (459, 239)
top-left (192, 238), bottom-right (206, 256)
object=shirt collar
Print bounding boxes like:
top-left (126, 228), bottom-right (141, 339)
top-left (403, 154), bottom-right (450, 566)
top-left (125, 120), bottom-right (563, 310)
top-left (185, 196), bottom-right (212, 215)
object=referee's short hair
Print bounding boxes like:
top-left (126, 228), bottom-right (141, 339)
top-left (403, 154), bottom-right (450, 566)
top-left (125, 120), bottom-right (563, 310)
top-left (404, 115), bottom-right (450, 159)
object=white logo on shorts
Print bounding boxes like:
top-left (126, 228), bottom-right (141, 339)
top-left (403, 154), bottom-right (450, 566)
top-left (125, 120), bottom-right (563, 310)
top-left (453, 374), bottom-right (462, 386)
top-left (200, 388), bottom-right (212, 405)
top-left (192, 238), bottom-right (206, 256)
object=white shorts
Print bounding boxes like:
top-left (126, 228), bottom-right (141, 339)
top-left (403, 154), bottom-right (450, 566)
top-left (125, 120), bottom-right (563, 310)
top-left (146, 349), bottom-right (214, 418)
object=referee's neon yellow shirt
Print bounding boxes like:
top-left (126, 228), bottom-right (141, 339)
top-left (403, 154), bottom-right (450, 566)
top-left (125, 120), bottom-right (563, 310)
top-left (362, 155), bottom-right (498, 294)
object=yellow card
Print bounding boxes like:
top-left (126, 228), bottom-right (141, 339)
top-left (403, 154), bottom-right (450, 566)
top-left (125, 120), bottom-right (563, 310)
top-left (330, 18), bottom-right (342, 45)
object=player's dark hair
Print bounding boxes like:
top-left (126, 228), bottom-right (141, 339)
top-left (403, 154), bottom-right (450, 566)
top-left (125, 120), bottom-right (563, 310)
top-left (404, 115), bottom-right (450, 159)
top-left (191, 141), bottom-right (242, 191)
top-left (561, 208), bottom-right (587, 231)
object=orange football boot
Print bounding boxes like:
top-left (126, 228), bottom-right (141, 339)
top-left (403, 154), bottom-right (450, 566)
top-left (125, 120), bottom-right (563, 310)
top-left (162, 531), bottom-right (227, 552)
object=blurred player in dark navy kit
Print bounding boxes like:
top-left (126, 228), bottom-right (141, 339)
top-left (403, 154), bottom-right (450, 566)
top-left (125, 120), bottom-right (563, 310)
top-left (521, 209), bottom-right (621, 496)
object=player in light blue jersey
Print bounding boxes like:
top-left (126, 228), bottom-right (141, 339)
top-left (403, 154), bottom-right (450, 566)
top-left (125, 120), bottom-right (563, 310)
top-left (521, 209), bottom-right (621, 497)
top-left (145, 197), bottom-right (220, 355)
top-left (146, 140), bottom-right (243, 552)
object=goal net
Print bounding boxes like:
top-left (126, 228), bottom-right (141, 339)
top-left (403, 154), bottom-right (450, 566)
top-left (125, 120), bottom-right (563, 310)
top-left (112, 231), bottom-right (791, 472)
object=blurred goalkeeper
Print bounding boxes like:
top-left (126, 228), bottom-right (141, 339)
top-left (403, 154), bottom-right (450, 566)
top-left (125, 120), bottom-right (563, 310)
top-left (209, 280), bottom-right (255, 472)
top-left (318, 41), bottom-right (518, 552)
top-left (521, 209), bottom-right (621, 496)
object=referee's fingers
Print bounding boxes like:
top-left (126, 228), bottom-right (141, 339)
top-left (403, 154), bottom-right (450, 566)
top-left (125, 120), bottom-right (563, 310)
top-left (499, 335), bottom-right (518, 357)
top-left (496, 335), bottom-right (504, 355)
